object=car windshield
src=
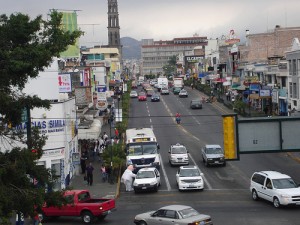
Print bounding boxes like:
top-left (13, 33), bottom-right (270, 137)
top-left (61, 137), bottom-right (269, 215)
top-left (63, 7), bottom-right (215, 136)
top-left (192, 100), bottom-right (201, 104)
top-left (178, 207), bottom-right (200, 219)
top-left (206, 147), bottom-right (223, 154)
top-left (179, 169), bottom-right (200, 177)
top-left (180, 90), bottom-right (187, 93)
top-left (127, 142), bottom-right (158, 156)
top-left (272, 178), bottom-right (298, 189)
top-left (139, 92), bottom-right (146, 96)
top-left (172, 146), bottom-right (187, 154)
top-left (131, 91), bottom-right (137, 94)
top-left (136, 171), bottom-right (155, 179)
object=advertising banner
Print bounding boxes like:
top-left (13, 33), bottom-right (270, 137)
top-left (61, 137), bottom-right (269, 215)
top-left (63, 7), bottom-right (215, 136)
top-left (58, 73), bottom-right (72, 93)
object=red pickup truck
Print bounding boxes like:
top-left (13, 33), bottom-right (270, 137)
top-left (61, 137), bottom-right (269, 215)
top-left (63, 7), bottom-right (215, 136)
top-left (41, 190), bottom-right (116, 224)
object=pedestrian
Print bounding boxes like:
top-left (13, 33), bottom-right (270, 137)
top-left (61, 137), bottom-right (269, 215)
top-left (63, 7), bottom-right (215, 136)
top-left (102, 132), bottom-right (108, 142)
top-left (114, 128), bottom-right (119, 139)
top-left (80, 150), bottom-right (88, 174)
top-left (106, 166), bottom-right (113, 184)
top-left (101, 164), bottom-right (108, 182)
top-left (191, 83), bottom-right (194, 89)
top-left (32, 210), bottom-right (41, 225)
top-left (86, 162), bottom-right (94, 186)
top-left (121, 165), bottom-right (136, 191)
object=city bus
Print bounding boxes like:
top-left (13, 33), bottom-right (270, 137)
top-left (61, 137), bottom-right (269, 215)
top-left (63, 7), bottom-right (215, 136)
top-left (125, 128), bottom-right (161, 171)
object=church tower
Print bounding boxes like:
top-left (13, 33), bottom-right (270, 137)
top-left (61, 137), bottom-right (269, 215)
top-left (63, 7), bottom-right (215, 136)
top-left (107, 0), bottom-right (122, 59)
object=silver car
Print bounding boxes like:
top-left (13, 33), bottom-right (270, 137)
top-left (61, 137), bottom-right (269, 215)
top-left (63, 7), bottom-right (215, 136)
top-left (134, 205), bottom-right (213, 225)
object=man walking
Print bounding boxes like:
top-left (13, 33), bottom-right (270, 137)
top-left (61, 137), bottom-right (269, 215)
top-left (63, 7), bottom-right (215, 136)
top-left (86, 162), bottom-right (94, 186)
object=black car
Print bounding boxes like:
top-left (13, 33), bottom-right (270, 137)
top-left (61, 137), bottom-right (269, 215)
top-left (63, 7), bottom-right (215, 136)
top-left (151, 93), bottom-right (160, 102)
top-left (190, 99), bottom-right (202, 109)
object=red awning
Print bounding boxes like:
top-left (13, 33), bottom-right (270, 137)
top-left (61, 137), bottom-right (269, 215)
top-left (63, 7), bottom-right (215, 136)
top-left (215, 78), bottom-right (226, 83)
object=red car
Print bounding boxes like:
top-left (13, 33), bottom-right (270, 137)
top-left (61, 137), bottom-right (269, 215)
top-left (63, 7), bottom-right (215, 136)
top-left (138, 92), bottom-right (147, 101)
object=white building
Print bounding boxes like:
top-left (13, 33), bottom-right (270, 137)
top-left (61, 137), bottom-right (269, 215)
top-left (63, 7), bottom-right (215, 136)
top-left (1, 58), bottom-right (79, 190)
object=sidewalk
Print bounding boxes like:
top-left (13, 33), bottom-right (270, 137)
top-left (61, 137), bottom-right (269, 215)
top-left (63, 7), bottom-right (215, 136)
top-left (70, 120), bottom-right (120, 199)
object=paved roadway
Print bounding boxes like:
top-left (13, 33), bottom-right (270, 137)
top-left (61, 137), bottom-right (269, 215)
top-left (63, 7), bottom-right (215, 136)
top-left (46, 85), bottom-right (300, 225)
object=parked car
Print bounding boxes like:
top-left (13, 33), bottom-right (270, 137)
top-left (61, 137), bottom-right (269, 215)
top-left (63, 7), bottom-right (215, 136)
top-left (169, 143), bottom-right (189, 166)
top-left (161, 87), bottom-right (170, 95)
top-left (173, 87), bottom-right (181, 95)
top-left (134, 205), bottom-right (213, 225)
top-left (138, 92), bottom-right (147, 101)
top-left (41, 190), bottom-right (116, 224)
top-left (151, 93), bottom-right (160, 102)
top-left (250, 171), bottom-right (300, 208)
top-left (130, 90), bottom-right (138, 98)
top-left (179, 89), bottom-right (188, 98)
top-left (201, 144), bottom-right (226, 167)
top-left (176, 166), bottom-right (204, 191)
top-left (190, 99), bottom-right (202, 109)
top-left (133, 167), bottom-right (161, 193)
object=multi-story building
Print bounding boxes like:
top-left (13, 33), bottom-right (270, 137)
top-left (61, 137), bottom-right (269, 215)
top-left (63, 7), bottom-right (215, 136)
top-left (141, 36), bottom-right (208, 76)
top-left (286, 38), bottom-right (300, 114)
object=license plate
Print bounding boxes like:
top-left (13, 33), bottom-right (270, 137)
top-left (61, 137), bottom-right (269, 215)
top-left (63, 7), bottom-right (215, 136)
top-left (142, 187), bottom-right (147, 189)
top-left (188, 185), bottom-right (195, 188)
top-left (215, 161), bottom-right (219, 164)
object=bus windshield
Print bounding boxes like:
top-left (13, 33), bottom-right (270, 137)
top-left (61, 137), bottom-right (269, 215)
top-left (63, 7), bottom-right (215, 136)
top-left (127, 142), bottom-right (158, 156)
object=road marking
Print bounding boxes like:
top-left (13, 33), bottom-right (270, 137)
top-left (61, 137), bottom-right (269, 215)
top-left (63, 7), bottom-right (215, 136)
top-left (160, 154), bottom-right (171, 191)
top-left (189, 153), bottom-right (213, 190)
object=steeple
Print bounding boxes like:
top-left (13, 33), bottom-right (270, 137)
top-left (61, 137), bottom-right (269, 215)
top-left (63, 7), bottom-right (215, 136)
top-left (107, 0), bottom-right (122, 59)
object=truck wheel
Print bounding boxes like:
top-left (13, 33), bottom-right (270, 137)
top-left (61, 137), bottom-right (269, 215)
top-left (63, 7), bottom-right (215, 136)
top-left (81, 211), bottom-right (94, 224)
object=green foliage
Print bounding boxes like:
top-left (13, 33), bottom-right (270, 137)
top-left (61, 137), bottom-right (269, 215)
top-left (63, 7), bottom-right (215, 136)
top-left (0, 10), bottom-right (82, 223)
top-left (233, 99), bottom-right (247, 115)
top-left (144, 74), bottom-right (156, 80)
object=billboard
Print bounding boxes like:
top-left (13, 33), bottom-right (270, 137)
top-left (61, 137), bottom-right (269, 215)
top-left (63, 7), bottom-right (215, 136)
top-left (60, 12), bottom-right (80, 58)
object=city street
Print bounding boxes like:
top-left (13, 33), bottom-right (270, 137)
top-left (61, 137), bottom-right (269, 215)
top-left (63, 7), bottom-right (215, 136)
top-left (46, 86), bottom-right (300, 224)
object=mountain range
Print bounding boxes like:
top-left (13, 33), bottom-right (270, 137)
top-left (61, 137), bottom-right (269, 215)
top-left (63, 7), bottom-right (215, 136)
top-left (121, 37), bottom-right (141, 60)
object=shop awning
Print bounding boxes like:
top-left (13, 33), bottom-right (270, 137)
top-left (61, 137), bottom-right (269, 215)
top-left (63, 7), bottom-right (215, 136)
top-left (78, 119), bottom-right (101, 140)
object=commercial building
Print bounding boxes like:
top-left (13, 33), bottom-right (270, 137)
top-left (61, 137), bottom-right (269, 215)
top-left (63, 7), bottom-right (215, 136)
top-left (141, 36), bottom-right (208, 76)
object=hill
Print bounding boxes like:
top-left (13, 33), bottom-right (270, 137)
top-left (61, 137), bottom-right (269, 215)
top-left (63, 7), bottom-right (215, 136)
top-left (121, 37), bottom-right (141, 60)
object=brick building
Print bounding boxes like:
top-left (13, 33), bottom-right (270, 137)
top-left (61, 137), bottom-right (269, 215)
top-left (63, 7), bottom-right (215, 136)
top-left (241, 26), bottom-right (300, 63)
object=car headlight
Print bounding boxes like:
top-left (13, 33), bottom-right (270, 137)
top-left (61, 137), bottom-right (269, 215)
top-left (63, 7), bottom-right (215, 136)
top-left (280, 194), bottom-right (290, 198)
top-left (150, 181), bottom-right (157, 185)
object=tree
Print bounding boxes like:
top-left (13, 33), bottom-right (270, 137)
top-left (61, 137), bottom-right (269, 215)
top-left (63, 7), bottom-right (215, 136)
top-left (0, 11), bottom-right (82, 223)
top-left (162, 55), bottom-right (177, 77)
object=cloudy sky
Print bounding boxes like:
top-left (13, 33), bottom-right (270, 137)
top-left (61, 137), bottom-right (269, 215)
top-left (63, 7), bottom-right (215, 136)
top-left (2, 0), bottom-right (300, 46)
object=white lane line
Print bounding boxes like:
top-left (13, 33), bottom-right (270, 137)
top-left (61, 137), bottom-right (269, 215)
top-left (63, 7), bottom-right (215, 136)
top-left (189, 153), bottom-right (213, 190)
top-left (159, 154), bottom-right (171, 191)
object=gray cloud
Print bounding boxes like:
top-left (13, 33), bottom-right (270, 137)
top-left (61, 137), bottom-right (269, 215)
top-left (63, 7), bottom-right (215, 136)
top-left (2, 0), bottom-right (300, 46)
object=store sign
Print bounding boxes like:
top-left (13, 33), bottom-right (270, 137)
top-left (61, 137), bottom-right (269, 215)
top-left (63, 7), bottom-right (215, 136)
top-left (260, 89), bottom-right (271, 97)
top-left (185, 56), bottom-right (203, 63)
top-left (43, 148), bottom-right (65, 157)
top-left (58, 73), bottom-right (72, 93)
top-left (16, 119), bottom-right (66, 134)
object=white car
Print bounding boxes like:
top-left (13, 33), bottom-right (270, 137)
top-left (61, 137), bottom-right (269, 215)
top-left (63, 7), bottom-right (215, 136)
top-left (201, 144), bottom-right (226, 167)
top-left (133, 167), bottom-right (161, 193)
top-left (130, 90), bottom-right (138, 98)
top-left (179, 89), bottom-right (188, 98)
top-left (176, 166), bottom-right (204, 191)
top-left (134, 205), bottom-right (213, 225)
top-left (250, 171), bottom-right (300, 208)
top-left (161, 87), bottom-right (170, 95)
top-left (169, 143), bottom-right (189, 166)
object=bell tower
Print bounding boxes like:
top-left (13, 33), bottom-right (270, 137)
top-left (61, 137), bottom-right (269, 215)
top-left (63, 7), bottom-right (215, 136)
top-left (107, 0), bottom-right (122, 59)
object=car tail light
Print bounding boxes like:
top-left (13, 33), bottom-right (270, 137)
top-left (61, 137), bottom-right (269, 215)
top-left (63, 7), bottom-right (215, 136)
top-left (188, 222), bottom-right (200, 225)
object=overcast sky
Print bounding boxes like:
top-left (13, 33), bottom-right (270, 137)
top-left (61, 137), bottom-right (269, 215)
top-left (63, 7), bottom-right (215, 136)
top-left (2, 0), bottom-right (300, 47)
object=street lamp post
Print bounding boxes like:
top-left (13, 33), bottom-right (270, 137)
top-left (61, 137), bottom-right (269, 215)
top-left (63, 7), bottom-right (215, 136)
top-left (109, 111), bottom-right (114, 184)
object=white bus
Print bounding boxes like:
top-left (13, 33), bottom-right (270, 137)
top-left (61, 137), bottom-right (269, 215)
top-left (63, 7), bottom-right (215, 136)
top-left (125, 128), bottom-right (161, 171)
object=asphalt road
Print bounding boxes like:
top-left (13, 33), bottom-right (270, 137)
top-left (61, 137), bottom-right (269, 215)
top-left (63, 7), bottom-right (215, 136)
top-left (46, 85), bottom-right (300, 224)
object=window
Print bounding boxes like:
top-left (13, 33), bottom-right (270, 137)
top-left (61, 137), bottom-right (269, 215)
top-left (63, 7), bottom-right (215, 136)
top-left (252, 173), bottom-right (265, 185)
top-left (165, 210), bottom-right (176, 219)
top-left (265, 178), bottom-right (273, 189)
top-left (292, 59), bottom-right (297, 75)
